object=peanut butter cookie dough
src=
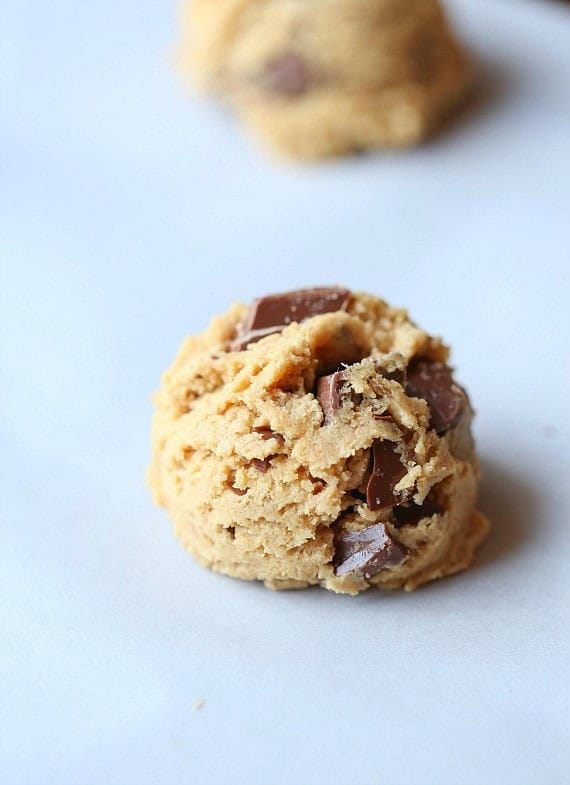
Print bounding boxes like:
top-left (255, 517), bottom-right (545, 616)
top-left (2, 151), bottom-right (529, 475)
top-left (148, 287), bottom-right (489, 594)
top-left (179, 0), bottom-right (472, 159)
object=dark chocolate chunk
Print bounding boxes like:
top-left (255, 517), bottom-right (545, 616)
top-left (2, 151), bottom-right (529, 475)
top-left (316, 370), bottom-right (346, 425)
top-left (251, 457), bottom-right (274, 472)
top-left (253, 427), bottom-right (285, 445)
top-left (263, 53), bottom-right (309, 95)
top-left (405, 359), bottom-right (465, 434)
top-left (232, 287), bottom-right (350, 350)
top-left (366, 439), bottom-right (407, 511)
top-left (393, 496), bottom-right (443, 528)
top-left (333, 522), bottom-right (408, 578)
top-left (383, 367), bottom-right (407, 385)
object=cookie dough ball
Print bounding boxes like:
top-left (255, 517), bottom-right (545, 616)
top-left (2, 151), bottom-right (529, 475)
top-left (179, 0), bottom-right (472, 159)
top-left (148, 287), bottom-right (489, 595)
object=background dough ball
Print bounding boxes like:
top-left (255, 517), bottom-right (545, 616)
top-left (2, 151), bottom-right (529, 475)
top-left (179, 0), bottom-right (472, 159)
top-left (148, 287), bottom-right (489, 594)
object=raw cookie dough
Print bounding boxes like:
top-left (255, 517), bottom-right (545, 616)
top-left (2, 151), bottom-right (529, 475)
top-left (179, 0), bottom-right (472, 159)
top-left (148, 287), bottom-right (489, 595)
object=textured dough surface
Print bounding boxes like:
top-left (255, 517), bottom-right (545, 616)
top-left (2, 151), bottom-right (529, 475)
top-left (179, 0), bottom-right (472, 159)
top-left (148, 290), bottom-right (489, 594)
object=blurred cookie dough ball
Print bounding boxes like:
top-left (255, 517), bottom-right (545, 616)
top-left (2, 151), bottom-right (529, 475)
top-left (180, 0), bottom-right (472, 159)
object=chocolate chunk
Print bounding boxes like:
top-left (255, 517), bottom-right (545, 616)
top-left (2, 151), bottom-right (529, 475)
top-left (366, 440), bottom-right (407, 511)
top-left (405, 359), bottom-right (465, 434)
top-left (229, 486), bottom-right (247, 497)
top-left (383, 367), bottom-right (407, 385)
top-left (231, 325), bottom-right (282, 349)
top-left (232, 287), bottom-right (350, 351)
top-left (393, 496), bottom-right (443, 528)
top-left (333, 522), bottom-right (408, 578)
top-left (253, 427), bottom-right (285, 445)
top-left (311, 479), bottom-right (326, 495)
top-left (316, 370), bottom-right (346, 425)
top-left (263, 53), bottom-right (309, 95)
top-left (251, 457), bottom-right (274, 472)
top-left (348, 489), bottom-right (367, 504)
top-left (249, 287), bottom-right (349, 331)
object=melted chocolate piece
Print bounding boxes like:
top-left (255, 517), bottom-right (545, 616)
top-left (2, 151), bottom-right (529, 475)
top-left (366, 440), bottom-right (407, 511)
top-left (333, 522), bottom-right (408, 578)
top-left (405, 359), bottom-right (465, 434)
top-left (232, 287), bottom-right (350, 350)
top-left (263, 53), bottom-right (309, 95)
top-left (393, 496), bottom-right (443, 528)
top-left (316, 370), bottom-right (346, 425)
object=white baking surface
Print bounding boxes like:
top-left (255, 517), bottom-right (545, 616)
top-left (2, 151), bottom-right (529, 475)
top-left (2, 1), bottom-right (569, 783)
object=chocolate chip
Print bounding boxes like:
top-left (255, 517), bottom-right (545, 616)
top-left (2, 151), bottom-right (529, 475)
top-left (349, 489), bottom-right (367, 504)
top-left (246, 286), bottom-right (349, 329)
top-left (333, 522), bottom-right (408, 578)
top-left (366, 440), bottom-right (407, 511)
top-left (231, 287), bottom-right (350, 351)
top-left (384, 367), bottom-right (407, 385)
top-left (373, 412), bottom-right (393, 421)
top-left (263, 53), bottom-right (309, 95)
top-left (316, 370), bottom-right (346, 425)
top-left (392, 496), bottom-right (443, 528)
top-left (229, 486), bottom-right (247, 497)
top-left (251, 457), bottom-right (274, 472)
top-left (253, 427), bottom-right (285, 445)
top-left (405, 359), bottom-right (465, 434)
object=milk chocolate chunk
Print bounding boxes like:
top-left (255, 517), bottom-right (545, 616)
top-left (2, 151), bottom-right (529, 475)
top-left (253, 427), bottom-right (285, 445)
top-left (316, 370), bottom-right (346, 425)
top-left (232, 287), bottom-right (350, 350)
top-left (250, 287), bottom-right (350, 330)
top-left (393, 496), bottom-right (443, 528)
top-left (251, 457), bottom-right (274, 472)
top-left (366, 440), bottom-right (407, 511)
top-left (405, 359), bottom-right (465, 434)
top-left (263, 53), bottom-right (309, 95)
top-left (373, 412), bottom-right (393, 422)
top-left (333, 522), bottom-right (408, 578)
top-left (383, 368), bottom-right (407, 385)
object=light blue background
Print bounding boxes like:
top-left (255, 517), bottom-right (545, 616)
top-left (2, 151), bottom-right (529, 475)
top-left (2, 1), bottom-right (569, 784)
